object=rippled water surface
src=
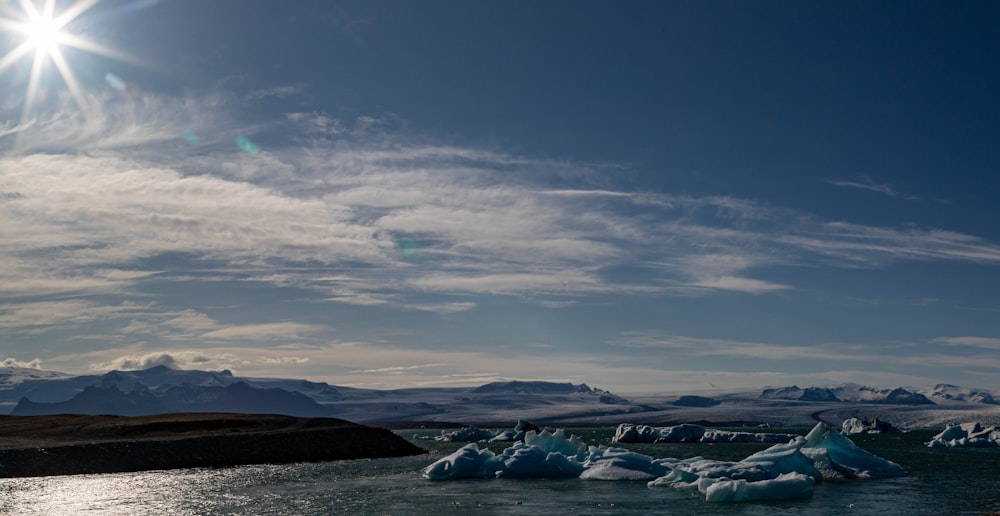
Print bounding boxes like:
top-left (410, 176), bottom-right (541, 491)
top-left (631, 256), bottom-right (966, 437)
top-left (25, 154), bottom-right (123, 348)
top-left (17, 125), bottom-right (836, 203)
top-left (1, 429), bottom-right (998, 515)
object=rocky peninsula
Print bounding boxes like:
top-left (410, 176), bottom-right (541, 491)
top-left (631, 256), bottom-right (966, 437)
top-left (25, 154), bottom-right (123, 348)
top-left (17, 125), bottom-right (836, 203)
top-left (0, 413), bottom-right (424, 478)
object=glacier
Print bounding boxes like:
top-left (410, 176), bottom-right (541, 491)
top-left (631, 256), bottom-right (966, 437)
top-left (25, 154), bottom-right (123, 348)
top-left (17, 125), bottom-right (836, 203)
top-left (422, 422), bottom-right (904, 502)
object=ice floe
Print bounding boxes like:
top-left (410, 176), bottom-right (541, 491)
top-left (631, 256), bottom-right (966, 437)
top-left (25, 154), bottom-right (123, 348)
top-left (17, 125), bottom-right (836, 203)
top-left (418, 420), bottom-right (543, 443)
top-left (422, 422), bottom-right (904, 502)
top-left (926, 422), bottom-right (1000, 448)
top-left (840, 416), bottom-right (899, 435)
top-left (612, 423), bottom-right (797, 444)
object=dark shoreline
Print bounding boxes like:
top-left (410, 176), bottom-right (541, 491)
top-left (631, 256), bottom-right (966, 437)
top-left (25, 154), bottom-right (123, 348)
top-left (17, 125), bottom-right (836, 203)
top-left (0, 413), bottom-right (425, 478)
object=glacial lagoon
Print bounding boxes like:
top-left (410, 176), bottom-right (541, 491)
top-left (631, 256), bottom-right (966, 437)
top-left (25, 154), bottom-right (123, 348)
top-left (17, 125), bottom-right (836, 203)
top-left (1, 428), bottom-right (998, 515)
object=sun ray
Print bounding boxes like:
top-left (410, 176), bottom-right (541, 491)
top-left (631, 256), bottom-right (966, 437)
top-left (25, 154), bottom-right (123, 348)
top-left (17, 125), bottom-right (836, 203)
top-left (48, 44), bottom-right (91, 116)
top-left (58, 32), bottom-right (144, 66)
top-left (22, 41), bottom-right (47, 124)
top-left (0, 40), bottom-right (34, 73)
top-left (52, 0), bottom-right (100, 29)
top-left (1, 0), bottom-right (145, 136)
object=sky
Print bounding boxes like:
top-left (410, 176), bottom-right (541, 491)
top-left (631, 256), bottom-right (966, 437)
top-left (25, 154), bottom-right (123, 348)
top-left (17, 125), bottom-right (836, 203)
top-left (1, 0), bottom-right (999, 393)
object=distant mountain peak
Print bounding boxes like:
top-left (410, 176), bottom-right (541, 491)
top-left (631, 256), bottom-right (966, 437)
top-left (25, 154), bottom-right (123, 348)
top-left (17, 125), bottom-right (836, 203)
top-left (761, 383), bottom-right (934, 405)
top-left (471, 380), bottom-right (595, 395)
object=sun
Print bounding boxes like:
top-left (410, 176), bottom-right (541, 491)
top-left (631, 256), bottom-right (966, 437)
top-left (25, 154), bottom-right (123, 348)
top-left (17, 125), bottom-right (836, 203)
top-left (24, 7), bottom-right (66, 53)
top-left (0, 0), bottom-right (139, 125)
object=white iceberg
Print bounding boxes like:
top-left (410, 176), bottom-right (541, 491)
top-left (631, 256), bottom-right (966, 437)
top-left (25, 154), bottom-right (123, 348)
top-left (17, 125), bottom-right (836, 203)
top-left (433, 426), bottom-right (497, 442)
top-left (800, 422), bottom-right (905, 479)
top-left (419, 420), bottom-right (545, 443)
top-left (926, 422), bottom-right (1000, 448)
top-left (493, 443), bottom-right (584, 478)
top-left (422, 429), bottom-right (588, 480)
top-left (421, 443), bottom-right (498, 480)
top-left (612, 423), bottom-right (796, 444)
top-left (580, 446), bottom-right (668, 481)
top-left (423, 422), bottom-right (903, 503)
top-left (703, 472), bottom-right (815, 503)
top-left (840, 416), bottom-right (897, 435)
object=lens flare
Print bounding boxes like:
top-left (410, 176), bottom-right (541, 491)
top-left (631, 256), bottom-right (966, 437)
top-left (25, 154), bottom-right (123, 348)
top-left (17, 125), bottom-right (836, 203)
top-left (236, 136), bottom-right (259, 154)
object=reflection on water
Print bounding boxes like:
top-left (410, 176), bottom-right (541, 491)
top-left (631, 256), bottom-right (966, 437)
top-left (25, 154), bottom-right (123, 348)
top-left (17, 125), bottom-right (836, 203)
top-left (0, 429), bottom-right (998, 515)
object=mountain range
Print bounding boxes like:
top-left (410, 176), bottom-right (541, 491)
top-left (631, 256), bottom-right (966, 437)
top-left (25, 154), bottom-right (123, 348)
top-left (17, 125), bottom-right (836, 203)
top-left (2, 365), bottom-right (998, 428)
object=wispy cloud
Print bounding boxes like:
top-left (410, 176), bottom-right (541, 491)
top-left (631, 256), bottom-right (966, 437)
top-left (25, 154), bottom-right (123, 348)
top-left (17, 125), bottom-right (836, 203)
top-left (613, 334), bottom-right (861, 362)
top-left (6, 91), bottom-right (998, 316)
top-left (351, 363), bottom-right (446, 374)
top-left (827, 177), bottom-right (920, 201)
top-left (5, 89), bottom-right (1000, 389)
top-left (0, 300), bottom-right (155, 332)
top-left (689, 276), bottom-right (792, 294)
top-left (614, 333), bottom-right (1000, 372)
top-left (933, 336), bottom-right (1000, 350)
top-left (244, 84), bottom-right (307, 101)
top-left (201, 322), bottom-right (325, 341)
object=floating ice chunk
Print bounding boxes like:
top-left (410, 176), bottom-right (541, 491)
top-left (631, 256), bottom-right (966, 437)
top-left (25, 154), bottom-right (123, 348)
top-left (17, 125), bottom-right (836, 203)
top-left (702, 430), bottom-right (797, 443)
top-left (524, 429), bottom-right (587, 460)
top-left (489, 420), bottom-right (544, 442)
top-left (841, 417), bottom-right (897, 435)
top-left (800, 447), bottom-right (844, 480)
top-left (802, 423), bottom-right (904, 478)
top-left (651, 459), bottom-right (814, 503)
top-left (930, 437), bottom-right (999, 448)
top-left (741, 438), bottom-right (822, 479)
top-left (935, 423), bottom-right (968, 441)
top-left (580, 447), bottom-right (668, 480)
top-left (649, 424), bottom-right (901, 501)
top-left (424, 422), bottom-right (904, 505)
top-left (421, 443), bottom-right (498, 480)
top-left (436, 426), bottom-right (497, 442)
top-left (493, 443), bottom-right (584, 478)
top-left (703, 472), bottom-right (815, 503)
top-left (613, 423), bottom-right (705, 443)
top-left (428, 420), bottom-right (545, 443)
top-left (664, 459), bottom-right (776, 484)
top-left (613, 423), bottom-right (795, 444)
top-left (489, 430), bottom-right (519, 442)
top-left (926, 422), bottom-right (1000, 447)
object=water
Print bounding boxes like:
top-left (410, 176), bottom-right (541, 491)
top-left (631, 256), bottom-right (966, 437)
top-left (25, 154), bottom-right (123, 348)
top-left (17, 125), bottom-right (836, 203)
top-left (1, 429), bottom-right (998, 515)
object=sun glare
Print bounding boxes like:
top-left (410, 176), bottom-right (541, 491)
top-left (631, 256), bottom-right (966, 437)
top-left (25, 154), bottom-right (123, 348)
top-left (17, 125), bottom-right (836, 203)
top-left (25, 10), bottom-right (65, 53)
top-left (1, 0), bottom-right (141, 129)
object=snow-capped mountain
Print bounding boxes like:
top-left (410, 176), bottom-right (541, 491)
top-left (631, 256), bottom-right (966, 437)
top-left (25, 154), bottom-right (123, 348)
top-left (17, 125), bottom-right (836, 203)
top-left (0, 366), bottom-right (73, 386)
top-left (760, 383), bottom-right (935, 405)
top-left (3, 365), bottom-right (1000, 428)
top-left (926, 384), bottom-right (998, 404)
top-left (11, 381), bottom-right (333, 417)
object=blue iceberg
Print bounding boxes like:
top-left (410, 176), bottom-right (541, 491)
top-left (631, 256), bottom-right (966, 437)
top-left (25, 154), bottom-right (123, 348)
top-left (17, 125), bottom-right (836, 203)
top-left (423, 423), bottom-right (904, 502)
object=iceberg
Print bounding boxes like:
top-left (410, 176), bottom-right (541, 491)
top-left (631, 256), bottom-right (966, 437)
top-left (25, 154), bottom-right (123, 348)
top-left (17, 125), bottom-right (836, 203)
top-left (580, 447), bottom-right (668, 481)
top-left (421, 443), bottom-right (499, 480)
top-left (800, 422), bottom-right (905, 478)
top-left (493, 443), bottom-right (584, 478)
top-left (612, 423), bottom-right (796, 444)
top-left (926, 422), bottom-right (1000, 448)
top-left (741, 439), bottom-right (823, 479)
top-left (422, 429), bottom-right (587, 480)
top-left (840, 416), bottom-right (898, 435)
top-left (418, 420), bottom-right (544, 443)
top-left (703, 472), bottom-right (815, 503)
top-left (424, 422), bottom-right (903, 503)
top-left (433, 426), bottom-right (497, 442)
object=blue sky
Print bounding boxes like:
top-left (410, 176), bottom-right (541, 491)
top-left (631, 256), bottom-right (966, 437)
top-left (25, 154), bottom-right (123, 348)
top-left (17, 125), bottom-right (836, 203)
top-left (1, 0), bottom-right (999, 392)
